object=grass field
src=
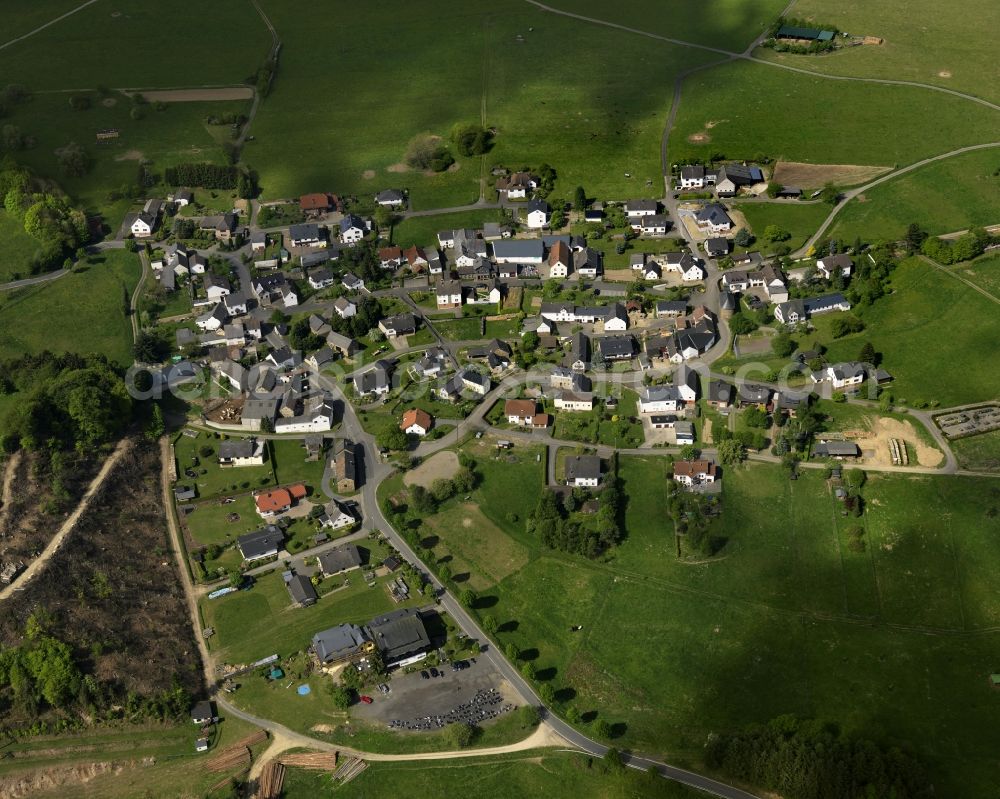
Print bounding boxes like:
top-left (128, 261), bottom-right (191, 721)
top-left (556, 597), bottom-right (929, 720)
top-left (5, 93), bottom-right (251, 221)
top-left (250, 0), bottom-right (719, 206)
top-left (755, 0), bottom-right (1000, 104)
top-left (959, 253), bottom-right (1000, 301)
top-left (0, 250), bottom-right (139, 365)
top-left (670, 60), bottom-right (1000, 167)
top-left (394, 448), bottom-right (1000, 795)
top-left (818, 257), bottom-right (1000, 406)
top-left (828, 148), bottom-right (1000, 242)
top-left (201, 556), bottom-right (418, 665)
top-left (0, 210), bottom-right (44, 283)
top-left (951, 429), bottom-right (1000, 473)
top-left (283, 751), bottom-right (705, 798)
top-left (0, 0), bottom-right (270, 90)
top-left (433, 316), bottom-right (484, 341)
top-left (539, 0), bottom-right (788, 52)
top-left (1, 715), bottom-right (263, 799)
top-left (173, 430), bottom-right (276, 499)
top-left (730, 200), bottom-right (832, 254)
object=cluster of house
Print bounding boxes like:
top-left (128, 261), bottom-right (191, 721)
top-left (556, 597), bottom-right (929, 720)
top-left (721, 255), bottom-right (790, 304)
top-left (282, 540), bottom-right (364, 608)
top-left (128, 194), bottom-right (239, 242)
top-left (630, 251), bottom-right (706, 282)
top-left (810, 361), bottom-right (893, 390)
top-left (677, 163), bottom-right (768, 198)
top-left (237, 500), bottom-right (359, 567)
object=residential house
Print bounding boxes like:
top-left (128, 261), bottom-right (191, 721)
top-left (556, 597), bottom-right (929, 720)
top-left (435, 279), bottom-right (463, 310)
top-left (495, 171), bottom-right (539, 199)
top-left (695, 203), bottom-right (734, 234)
top-left (222, 292), bottom-right (248, 317)
top-left (327, 331), bottom-right (361, 358)
top-left (309, 268), bottom-right (335, 290)
top-left (427, 250), bottom-right (444, 275)
top-left (679, 165), bottom-right (705, 189)
top-left (250, 230), bottom-right (267, 251)
top-left (191, 701), bottom-right (216, 725)
top-left (482, 222), bottom-right (512, 240)
top-left (289, 223), bottom-right (324, 248)
top-left (675, 421), bottom-right (696, 445)
top-left (566, 332), bottom-right (590, 371)
top-left (306, 347), bottom-right (335, 371)
top-left (816, 253), bottom-right (854, 280)
top-left (603, 303), bottom-right (628, 332)
top-left (813, 361), bottom-right (867, 390)
top-left (639, 385), bottom-right (683, 413)
top-left (598, 335), bottom-right (635, 362)
top-left (312, 623), bottom-right (372, 664)
top-left (375, 189), bottom-right (406, 207)
top-left (274, 397), bottom-right (337, 434)
top-left (333, 296), bottom-right (356, 318)
top-left (195, 303), bottom-right (228, 332)
top-left (287, 574), bottom-right (318, 607)
top-left (319, 543), bottom-right (363, 576)
top-left (774, 293), bottom-right (852, 325)
top-left (505, 399), bottom-right (541, 426)
top-left (404, 245), bottom-right (428, 272)
top-left (737, 383), bottom-right (771, 408)
top-left (640, 214), bottom-right (669, 236)
top-left (460, 369), bottom-right (491, 396)
top-left (704, 238), bottom-right (730, 258)
top-left (674, 364), bottom-right (699, 404)
top-left (565, 455), bottom-right (602, 487)
top-left (630, 252), bottom-right (647, 272)
top-left (626, 199), bottom-right (658, 219)
top-left (673, 459), bottom-right (718, 487)
top-left (378, 245), bottom-right (404, 270)
top-left (378, 313), bottom-right (417, 338)
top-left (318, 499), bottom-right (356, 531)
top-left (714, 164), bottom-right (763, 197)
top-left (339, 214), bottom-right (368, 244)
top-left (548, 240), bottom-right (572, 278)
top-left (200, 213), bottom-right (238, 243)
top-left (656, 300), bottom-right (688, 318)
top-left (218, 438), bottom-right (266, 467)
top-left (526, 198), bottom-right (550, 229)
top-left (573, 247), bottom-right (603, 278)
top-left (554, 390), bottom-right (594, 411)
top-left (354, 360), bottom-right (393, 396)
top-left (341, 272), bottom-right (365, 292)
top-left (412, 347), bottom-right (449, 379)
top-left (254, 484), bottom-right (307, 518)
top-left (240, 396), bottom-right (280, 431)
top-left (400, 408), bottom-right (433, 436)
top-left (367, 608), bottom-right (433, 667)
top-left (173, 189), bottom-right (193, 208)
top-left (707, 380), bottom-right (734, 411)
top-left (238, 525), bottom-right (283, 561)
top-left (204, 274), bottom-right (232, 301)
top-left (299, 193), bottom-right (337, 215)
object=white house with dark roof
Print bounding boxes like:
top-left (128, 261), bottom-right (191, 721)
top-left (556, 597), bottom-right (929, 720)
top-left (695, 203), bottom-right (734, 234)
top-left (679, 165), bottom-right (705, 189)
top-left (526, 198), bottom-right (551, 229)
top-left (339, 214), bottom-right (368, 244)
top-left (817, 253), bottom-right (854, 280)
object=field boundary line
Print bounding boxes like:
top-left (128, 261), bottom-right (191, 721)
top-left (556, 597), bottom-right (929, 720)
top-left (0, 0), bottom-right (102, 52)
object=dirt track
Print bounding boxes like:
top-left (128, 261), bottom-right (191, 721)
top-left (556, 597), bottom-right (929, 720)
top-left (0, 439), bottom-right (131, 602)
top-left (127, 87), bottom-right (254, 103)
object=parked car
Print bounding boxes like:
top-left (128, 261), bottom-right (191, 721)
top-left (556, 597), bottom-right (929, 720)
top-left (420, 670), bottom-right (430, 680)
top-left (378, 683), bottom-right (390, 694)
top-left (359, 695), bottom-right (373, 704)
top-left (429, 668), bottom-right (439, 678)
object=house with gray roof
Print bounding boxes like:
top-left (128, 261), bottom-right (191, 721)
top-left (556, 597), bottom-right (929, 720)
top-left (238, 525), bottom-right (283, 561)
top-left (312, 623), bottom-right (371, 664)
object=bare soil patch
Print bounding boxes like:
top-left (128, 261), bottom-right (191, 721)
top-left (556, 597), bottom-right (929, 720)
top-left (687, 132), bottom-right (710, 144)
top-left (130, 87), bottom-right (253, 103)
top-left (101, 97), bottom-right (117, 107)
top-left (387, 162), bottom-right (410, 174)
top-left (848, 417), bottom-right (943, 468)
top-left (772, 161), bottom-right (892, 188)
top-left (404, 451), bottom-right (460, 488)
top-left (938, 70), bottom-right (952, 78)
top-left (114, 149), bottom-right (144, 162)
top-left (361, 169), bottom-right (376, 179)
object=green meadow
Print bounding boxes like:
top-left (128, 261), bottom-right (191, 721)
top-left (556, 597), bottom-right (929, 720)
top-left (829, 148), bottom-right (1000, 243)
top-left (0, 209), bottom-right (44, 283)
top-left (0, 249), bottom-right (140, 365)
top-left (730, 200), bottom-right (832, 254)
top-left (670, 60), bottom-right (1000, 167)
top-left (756, 0), bottom-right (1000, 104)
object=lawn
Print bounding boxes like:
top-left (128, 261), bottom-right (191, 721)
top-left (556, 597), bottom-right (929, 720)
top-left (391, 211), bottom-right (504, 248)
top-left (4, 92), bottom-right (252, 221)
top-left (173, 429), bottom-right (276, 500)
top-left (828, 148), bottom-right (1000, 243)
top-left (282, 751), bottom-right (705, 798)
top-left (950, 429), bottom-right (1000, 473)
top-left (392, 447), bottom-right (1000, 795)
top-left (730, 200), bottom-right (832, 254)
top-left (0, 0), bottom-right (270, 90)
top-left (959, 253), bottom-right (1000, 301)
top-left (201, 561), bottom-right (420, 665)
top-left (0, 249), bottom-right (140, 365)
top-left (183, 493), bottom-right (263, 550)
top-left (754, 0), bottom-right (1000, 104)
top-left (250, 0), bottom-right (720, 206)
top-left (669, 59), bottom-right (1000, 167)
top-left (270, 437), bottom-right (328, 489)
top-left (818, 257), bottom-right (1000, 406)
top-left (553, 389), bottom-right (644, 448)
top-left (0, 209), bottom-right (44, 282)
top-left (433, 316), bottom-right (485, 341)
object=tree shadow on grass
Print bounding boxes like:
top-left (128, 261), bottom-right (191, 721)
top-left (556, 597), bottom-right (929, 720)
top-left (420, 535), bottom-right (439, 549)
top-left (519, 647), bottom-right (540, 662)
top-left (472, 594), bottom-right (498, 610)
top-left (498, 619), bottom-right (519, 633)
top-left (555, 686), bottom-right (576, 702)
top-left (535, 666), bottom-right (558, 682)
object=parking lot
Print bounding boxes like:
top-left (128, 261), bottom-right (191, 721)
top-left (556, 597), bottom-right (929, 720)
top-left (349, 656), bottom-right (520, 731)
